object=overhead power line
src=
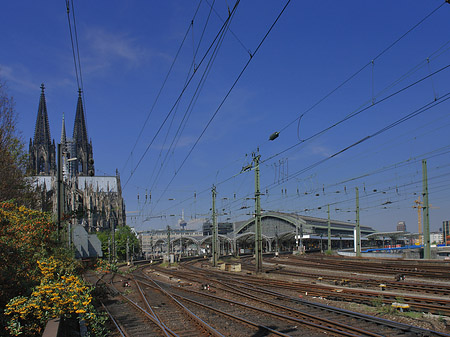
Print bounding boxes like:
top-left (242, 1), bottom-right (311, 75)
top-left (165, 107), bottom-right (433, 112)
top-left (123, 0), bottom-right (241, 190)
top-left (121, 0), bottom-right (204, 175)
top-left (278, 1), bottom-right (448, 136)
top-left (151, 0), bottom-right (292, 211)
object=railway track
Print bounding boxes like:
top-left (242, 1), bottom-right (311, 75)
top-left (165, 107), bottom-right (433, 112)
top-left (84, 270), bottom-right (172, 336)
top-left (207, 262), bottom-right (450, 316)
top-left (134, 270), bottom-right (325, 336)
top-left (262, 257), bottom-right (450, 297)
top-left (284, 255), bottom-right (450, 279)
top-left (140, 263), bottom-right (449, 336)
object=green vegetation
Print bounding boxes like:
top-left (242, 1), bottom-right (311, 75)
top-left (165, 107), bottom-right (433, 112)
top-left (0, 81), bottom-right (38, 207)
top-left (0, 81), bottom-right (108, 336)
top-left (96, 225), bottom-right (140, 261)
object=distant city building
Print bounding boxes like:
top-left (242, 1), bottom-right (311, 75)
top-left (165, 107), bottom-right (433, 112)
top-left (430, 232), bottom-right (443, 245)
top-left (138, 229), bottom-right (203, 258)
top-left (397, 221), bottom-right (406, 232)
top-left (443, 221), bottom-right (450, 246)
top-left (202, 221), bottom-right (233, 236)
top-left (29, 84), bottom-right (126, 233)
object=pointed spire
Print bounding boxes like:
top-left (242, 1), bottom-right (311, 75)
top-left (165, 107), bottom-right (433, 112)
top-left (73, 88), bottom-right (88, 145)
top-left (33, 83), bottom-right (52, 146)
top-left (61, 113), bottom-right (67, 145)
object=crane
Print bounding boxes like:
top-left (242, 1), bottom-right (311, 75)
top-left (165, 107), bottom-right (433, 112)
top-left (412, 197), bottom-right (422, 244)
top-left (412, 196), bottom-right (438, 245)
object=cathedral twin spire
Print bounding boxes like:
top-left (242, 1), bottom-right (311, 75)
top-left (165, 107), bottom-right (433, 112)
top-left (33, 84), bottom-right (52, 147)
top-left (29, 84), bottom-right (94, 176)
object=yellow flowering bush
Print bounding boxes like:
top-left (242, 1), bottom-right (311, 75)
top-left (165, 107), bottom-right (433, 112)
top-left (0, 202), bottom-right (108, 337)
top-left (94, 259), bottom-right (117, 273)
top-left (0, 201), bottom-right (55, 332)
top-left (5, 256), bottom-right (107, 336)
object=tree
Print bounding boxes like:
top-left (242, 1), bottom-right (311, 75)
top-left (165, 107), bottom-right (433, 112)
top-left (96, 225), bottom-right (140, 261)
top-left (0, 80), bottom-right (37, 206)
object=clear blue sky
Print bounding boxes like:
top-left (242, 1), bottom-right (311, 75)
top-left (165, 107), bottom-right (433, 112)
top-left (1, 1), bottom-right (450, 234)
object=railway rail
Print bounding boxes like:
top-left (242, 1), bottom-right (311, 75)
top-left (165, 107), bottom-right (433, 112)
top-left (139, 262), bottom-right (449, 336)
top-left (282, 255), bottom-right (450, 279)
top-left (262, 257), bottom-right (450, 297)
top-left (83, 256), bottom-right (450, 336)
top-left (212, 260), bottom-right (450, 316)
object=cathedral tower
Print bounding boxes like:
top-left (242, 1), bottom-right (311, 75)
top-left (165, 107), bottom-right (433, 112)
top-left (72, 89), bottom-right (94, 176)
top-left (29, 84), bottom-right (56, 175)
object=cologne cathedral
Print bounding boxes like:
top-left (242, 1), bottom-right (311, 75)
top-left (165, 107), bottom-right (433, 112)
top-left (29, 84), bottom-right (126, 232)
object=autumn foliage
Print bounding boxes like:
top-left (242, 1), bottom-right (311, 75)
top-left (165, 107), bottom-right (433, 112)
top-left (0, 202), bottom-right (107, 336)
top-left (0, 202), bottom-right (56, 313)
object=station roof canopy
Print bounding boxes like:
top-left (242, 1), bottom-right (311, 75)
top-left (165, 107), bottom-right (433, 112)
top-left (235, 211), bottom-right (376, 239)
top-left (366, 231), bottom-right (410, 239)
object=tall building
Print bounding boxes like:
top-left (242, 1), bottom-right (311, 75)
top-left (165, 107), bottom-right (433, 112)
top-left (28, 84), bottom-right (56, 175)
top-left (397, 221), bottom-right (406, 232)
top-left (29, 84), bottom-right (126, 232)
top-left (443, 221), bottom-right (450, 246)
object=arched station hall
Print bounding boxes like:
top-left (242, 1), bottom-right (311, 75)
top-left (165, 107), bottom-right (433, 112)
top-left (140, 211), bottom-right (376, 258)
top-left (233, 211), bottom-right (376, 254)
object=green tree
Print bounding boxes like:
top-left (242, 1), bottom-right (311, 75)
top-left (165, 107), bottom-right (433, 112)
top-left (0, 80), bottom-right (37, 206)
top-left (96, 225), bottom-right (140, 261)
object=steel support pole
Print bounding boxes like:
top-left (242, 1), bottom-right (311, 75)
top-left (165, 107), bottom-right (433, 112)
top-left (167, 226), bottom-right (171, 263)
top-left (356, 187), bottom-right (361, 257)
top-left (126, 237), bottom-right (129, 264)
top-left (57, 144), bottom-right (63, 243)
top-left (422, 160), bottom-right (431, 259)
top-left (254, 153), bottom-right (262, 273)
top-left (212, 185), bottom-right (218, 267)
top-left (111, 220), bottom-right (116, 262)
top-left (327, 204), bottom-right (331, 252)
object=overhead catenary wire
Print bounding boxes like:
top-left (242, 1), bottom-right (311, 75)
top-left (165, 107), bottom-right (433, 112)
top-left (263, 62), bottom-right (450, 165)
top-left (145, 0), bottom-right (223, 197)
top-left (121, 0), bottom-right (204, 175)
top-left (65, 0), bottom-right (90, 134)
top-left (137, 1), bottom-right (450, 228)
top-left (149, 81), bottom-right (450, 223)
top-left (65, 0), bottom-right (80, 90)
top-left (148, 0), bottom-right (241, 216)
top-left (277, 1), bottom-right (448, 135)
top-left (212, 93), bottom-right (450, 219)
top-left (123, 1), bottom-right (241, 190)
top-left (153, 53), bottom-right (450, 220)
top-left (150, 0), bottom-right (292, 212)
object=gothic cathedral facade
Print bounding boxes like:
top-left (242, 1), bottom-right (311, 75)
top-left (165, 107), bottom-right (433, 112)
top-left (29, 84), bottom-right (126, 232)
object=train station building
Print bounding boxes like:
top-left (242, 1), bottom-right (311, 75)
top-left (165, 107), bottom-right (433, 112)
top-left (138, 211), bottom-right (377, 258)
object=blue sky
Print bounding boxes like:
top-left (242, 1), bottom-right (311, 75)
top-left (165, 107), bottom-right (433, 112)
top-left (1, 1), bottom-right (450, 234)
